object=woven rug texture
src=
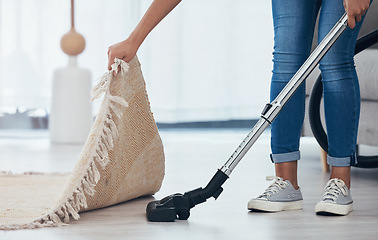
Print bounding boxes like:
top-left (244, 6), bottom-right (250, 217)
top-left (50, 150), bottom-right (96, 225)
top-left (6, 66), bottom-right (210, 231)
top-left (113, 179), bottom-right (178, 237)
top-left (0, 57), bottom-right (165, 230)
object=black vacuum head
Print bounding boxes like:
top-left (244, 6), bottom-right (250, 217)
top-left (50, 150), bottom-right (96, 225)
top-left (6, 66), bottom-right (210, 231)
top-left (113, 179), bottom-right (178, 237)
top-left (146, 193), bottom-right (191, 222)
top-left (146, 170), bottom-right (229, 222)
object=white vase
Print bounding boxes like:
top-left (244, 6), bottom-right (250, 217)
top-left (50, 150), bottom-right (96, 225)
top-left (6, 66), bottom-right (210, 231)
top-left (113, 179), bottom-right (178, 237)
top-left (49, 57), bottom-right (92, 144)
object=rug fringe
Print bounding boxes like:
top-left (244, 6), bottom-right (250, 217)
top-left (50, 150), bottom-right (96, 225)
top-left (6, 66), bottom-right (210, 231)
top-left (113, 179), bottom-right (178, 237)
top-left (51, 59), bottom-right (129, 226)
top-left (0, 59), bottom-right (131, 230)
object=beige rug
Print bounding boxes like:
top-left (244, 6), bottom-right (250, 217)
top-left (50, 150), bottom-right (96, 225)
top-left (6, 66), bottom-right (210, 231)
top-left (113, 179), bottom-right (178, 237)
top-left (0, 57), bottom-right (165, 230)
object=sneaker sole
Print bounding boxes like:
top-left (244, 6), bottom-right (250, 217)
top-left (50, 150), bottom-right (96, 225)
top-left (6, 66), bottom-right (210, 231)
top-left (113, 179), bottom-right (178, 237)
top-left (315, 202), bottom-right (353, 216)
top-left (248, 199), bottom-right (303, 212)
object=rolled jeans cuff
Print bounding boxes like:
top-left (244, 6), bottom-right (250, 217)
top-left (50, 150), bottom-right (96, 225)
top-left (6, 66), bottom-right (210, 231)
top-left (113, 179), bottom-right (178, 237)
top-left (327, 154), bottom-right (357, 167)
top-left (270, 151), bottom-right (300, 163)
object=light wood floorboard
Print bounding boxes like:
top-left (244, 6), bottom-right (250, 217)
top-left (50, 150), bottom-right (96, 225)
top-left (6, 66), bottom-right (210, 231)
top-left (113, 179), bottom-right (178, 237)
top-left (1, 129), bottom-right (378, 239)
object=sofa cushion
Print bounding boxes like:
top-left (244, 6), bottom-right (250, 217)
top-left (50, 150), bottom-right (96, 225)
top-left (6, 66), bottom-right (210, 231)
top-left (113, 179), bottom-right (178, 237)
top-left (305, 49), bottom-right (378, 102)
top-left (355, 49), bottom-right (378, 101)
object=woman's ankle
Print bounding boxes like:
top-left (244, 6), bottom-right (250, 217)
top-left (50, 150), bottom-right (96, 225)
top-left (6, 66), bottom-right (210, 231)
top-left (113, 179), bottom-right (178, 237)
top-left (330, 166), bottom-right (351, 189)
top-left (275, 161), bottom-right (299, 190)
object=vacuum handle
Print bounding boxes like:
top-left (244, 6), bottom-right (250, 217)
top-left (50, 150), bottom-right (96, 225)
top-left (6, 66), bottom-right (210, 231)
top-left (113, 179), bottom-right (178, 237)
top-left (220, 13), bottom-right (348, 176)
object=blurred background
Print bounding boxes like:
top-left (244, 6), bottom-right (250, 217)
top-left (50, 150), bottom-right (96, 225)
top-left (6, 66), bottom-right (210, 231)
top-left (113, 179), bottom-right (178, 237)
top-left (0, 0), bottom-right (273, 130)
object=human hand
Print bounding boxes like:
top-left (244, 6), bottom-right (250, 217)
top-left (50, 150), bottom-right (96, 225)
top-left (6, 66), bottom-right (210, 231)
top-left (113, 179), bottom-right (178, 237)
top-left (343, 0), bottom-right (370, 29)
top-left (107, 38), bottom-right (138, 75)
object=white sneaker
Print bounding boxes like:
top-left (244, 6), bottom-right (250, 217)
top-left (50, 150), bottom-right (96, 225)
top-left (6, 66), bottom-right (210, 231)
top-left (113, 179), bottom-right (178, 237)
top-left (315, 178), bottom-right (353, 216)
top-left (248, 176), bottom-right (303, 212)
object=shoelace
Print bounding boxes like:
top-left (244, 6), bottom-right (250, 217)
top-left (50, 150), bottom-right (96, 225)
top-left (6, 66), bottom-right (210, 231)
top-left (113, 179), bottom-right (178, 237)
top-left (322, 178), bottom-right (348, 202)
top-left (259, 176), bottom-right (289, 198)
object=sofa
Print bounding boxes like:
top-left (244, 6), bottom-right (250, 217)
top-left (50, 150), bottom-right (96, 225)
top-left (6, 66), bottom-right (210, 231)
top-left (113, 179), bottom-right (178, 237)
top-left (302, 2), bottom-right (378, 171)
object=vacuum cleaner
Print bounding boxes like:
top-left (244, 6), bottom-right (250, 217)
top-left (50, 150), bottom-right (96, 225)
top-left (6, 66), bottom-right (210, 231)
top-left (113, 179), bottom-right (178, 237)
top-left (146, 13), bottom-right (349, 222)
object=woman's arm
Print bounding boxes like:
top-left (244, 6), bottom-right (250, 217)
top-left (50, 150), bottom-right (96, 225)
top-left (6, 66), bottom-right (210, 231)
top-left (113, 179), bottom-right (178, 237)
top-left (107, 0), bottom-right (182, 70)
top-left (343, 0), bottom-right (370, 29)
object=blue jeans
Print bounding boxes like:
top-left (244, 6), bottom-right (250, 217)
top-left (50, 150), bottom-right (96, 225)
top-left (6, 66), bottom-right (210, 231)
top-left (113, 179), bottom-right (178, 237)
top-left (270, 0), bottom-right (368, 167)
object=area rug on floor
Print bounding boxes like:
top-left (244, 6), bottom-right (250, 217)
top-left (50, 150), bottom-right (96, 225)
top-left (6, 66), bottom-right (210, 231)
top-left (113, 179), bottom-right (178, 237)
top-left (0, 57), bottom-right (165, 230)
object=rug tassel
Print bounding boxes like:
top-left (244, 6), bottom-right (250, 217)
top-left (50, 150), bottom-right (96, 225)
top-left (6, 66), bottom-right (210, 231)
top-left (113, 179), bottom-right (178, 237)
top-left (87, 166), bottom-right (95, 183)
top-left (99, 141), bottom-right (108, 158)
top-left (96, 148), bottom-right (104, 159)
top-left (109, 102), bottom-right (123, 119)
top-left (60, 205), bottom-right (70, 223)
top-left (77, 186), bottom-right (88, 209)
top-left (106, 116), bottom-right (118, 137)
top-left (82, 179), bottom-right (96, 196)
top-left (104, 127), bottom-right (115, 148)
top-left (66, 202), bottom-right (80, 220)
top-left (97, 157), bottom-right (108, 169)
top-left (91, 162), bottom-right (101, 183)
top-left (102, 134), bottom-right (111, 151)
top-left (73, 190), bottom-right (83, 211)
top-left (49, 213), bottom-right (63, 225)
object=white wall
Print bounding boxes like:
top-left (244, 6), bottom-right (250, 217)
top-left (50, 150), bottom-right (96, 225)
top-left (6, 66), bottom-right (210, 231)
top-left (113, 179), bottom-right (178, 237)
top-left (139, 0), bottom-right (273, 122)
top-left (0, 0), bottom-right (273, 123)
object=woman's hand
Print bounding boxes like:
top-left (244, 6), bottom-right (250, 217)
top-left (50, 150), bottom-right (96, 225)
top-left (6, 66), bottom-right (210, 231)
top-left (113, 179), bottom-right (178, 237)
top-left (106, 0), bottom-right (182, 75)
top-left (107, 38), bottom-right (138, 72)
top-left (343, 0), bottom-right (370, 29)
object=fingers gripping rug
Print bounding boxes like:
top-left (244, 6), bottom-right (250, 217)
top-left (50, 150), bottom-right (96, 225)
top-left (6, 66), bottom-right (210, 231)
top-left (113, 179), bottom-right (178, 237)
top-left (0, 57), bottom-right (165, 230)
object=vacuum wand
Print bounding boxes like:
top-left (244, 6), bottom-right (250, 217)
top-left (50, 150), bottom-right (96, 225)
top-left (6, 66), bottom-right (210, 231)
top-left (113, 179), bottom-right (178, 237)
top-left (220, 13), bottom-right (348, 176)
top-left (146, 13), bottom-right (348, 222)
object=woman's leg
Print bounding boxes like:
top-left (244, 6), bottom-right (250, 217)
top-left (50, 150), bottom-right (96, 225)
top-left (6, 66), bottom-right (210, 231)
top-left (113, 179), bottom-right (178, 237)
top-left (318, 0), bottom-right (368, 188)
top-left (270, 0), bottom-right (321, 188)
top-left (314, 0), bottom-right (370, 216)
top-left (248, 0), bottom-right (321, 213)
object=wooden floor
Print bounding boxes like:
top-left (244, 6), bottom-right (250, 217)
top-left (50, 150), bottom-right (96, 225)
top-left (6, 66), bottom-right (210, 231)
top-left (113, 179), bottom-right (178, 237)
top-left (1, 129), bottom-right (378, 239)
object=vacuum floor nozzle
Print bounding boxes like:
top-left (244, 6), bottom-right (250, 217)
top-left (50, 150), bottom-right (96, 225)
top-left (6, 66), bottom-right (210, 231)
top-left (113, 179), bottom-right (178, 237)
top-left (146, 194), bottom-right (191, 222)
top-left (146, 170), bottom-right (229, 222)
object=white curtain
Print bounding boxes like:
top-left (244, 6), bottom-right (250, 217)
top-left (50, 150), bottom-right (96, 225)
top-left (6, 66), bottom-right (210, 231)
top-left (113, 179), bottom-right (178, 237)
top-left (0, 0), bottom-right (273, 123)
